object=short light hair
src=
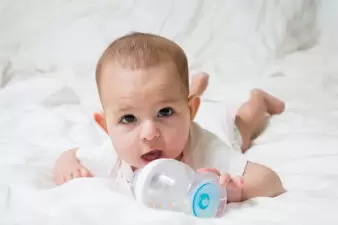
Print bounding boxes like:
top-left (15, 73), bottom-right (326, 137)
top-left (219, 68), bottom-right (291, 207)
top-left (95, 32), bottom-right (189, 97)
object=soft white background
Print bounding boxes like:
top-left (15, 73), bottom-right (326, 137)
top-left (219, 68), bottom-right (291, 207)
top-left (1, 0), bottom-right (338, 224)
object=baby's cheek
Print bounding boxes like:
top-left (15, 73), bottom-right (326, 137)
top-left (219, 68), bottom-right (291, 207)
top-left (110, 130), bottom-right (137, 157)
top-left (113, 141), bottom-right (137, 165)
top-left (166, 127), bottom-right (189, 151)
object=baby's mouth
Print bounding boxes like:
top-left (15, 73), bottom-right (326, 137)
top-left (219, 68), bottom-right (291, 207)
top-left (141, 150), bottom-right (163, 162)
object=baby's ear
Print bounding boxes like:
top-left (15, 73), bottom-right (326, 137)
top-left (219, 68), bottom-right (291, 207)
top-left (188, 95), bottom-right (200, 120)
top-left (94, 112), bottom-right (108, 134)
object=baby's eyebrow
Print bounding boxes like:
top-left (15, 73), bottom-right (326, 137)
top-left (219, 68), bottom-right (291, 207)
top-left (159, 98), bottom-right (182, 105)
top-left (108, 96), bottom-right (183, 113)
top-left (107, 102), bottom-right (134, 113)
top-left (115, 99), bottom-right (180, 112)
top-left (114, 105), bottom-right (135, 112)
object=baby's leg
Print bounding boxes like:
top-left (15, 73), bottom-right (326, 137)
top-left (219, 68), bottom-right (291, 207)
top-left (189, 72), bottom-right (209, 97)
top-left (235, 89), bottom-right (285, 152)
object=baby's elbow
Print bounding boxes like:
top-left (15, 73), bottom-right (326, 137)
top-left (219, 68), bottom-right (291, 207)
top-left (243, 162), bottom-right (286, 199)
top-left (264, 168), bottom-right (286, 197)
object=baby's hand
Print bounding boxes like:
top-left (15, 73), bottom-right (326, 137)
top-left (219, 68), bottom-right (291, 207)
top-left (53, 149), bottom-right (92, 185)
top-left (197, 168), bottom-right (244, 202)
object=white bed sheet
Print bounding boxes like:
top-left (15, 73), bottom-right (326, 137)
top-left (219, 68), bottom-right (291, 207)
top-left (1, 0), bottom-right (338, 225)
top-left (1, 47), bottom-right (338, 225)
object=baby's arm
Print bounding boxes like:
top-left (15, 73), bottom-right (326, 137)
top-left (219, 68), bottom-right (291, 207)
top-left (53, 148), bottom-right (92, 185)
top-left (198, 161), bottom-right (285, 202)
top-left (199, 162), bottom-right (285, 202)
top-left (241, 161), bottom-right (285, 201)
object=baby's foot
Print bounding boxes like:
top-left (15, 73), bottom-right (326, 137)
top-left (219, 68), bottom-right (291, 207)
top-left (251, 89), bottom-right (285, 115)
top-left (189, 72), bottom-right (209, 97)
top-left (53, 149), bottom-right (92, 185)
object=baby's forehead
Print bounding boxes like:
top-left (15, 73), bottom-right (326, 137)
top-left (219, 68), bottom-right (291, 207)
top-left (99, 62), bottom-right (187, 108)
top-left (95, 33), bottom-right (190, 105)
top-left (102, 60), bottom-right (181, 85)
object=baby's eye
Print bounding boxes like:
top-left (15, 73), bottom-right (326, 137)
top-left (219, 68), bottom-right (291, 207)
top-left (120, 114), bottom-right (137, 124)
top-left (157, 107), bottom-right (174, 117)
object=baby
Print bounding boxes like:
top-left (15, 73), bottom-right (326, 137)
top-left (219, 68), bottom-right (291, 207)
top-left (53, 32), bottom-right (285, 202)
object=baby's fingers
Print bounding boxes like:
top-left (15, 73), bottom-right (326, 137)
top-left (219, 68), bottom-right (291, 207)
top-left (72, 169), bottom-right (81, 178)
top-left (54, 175), bottom-right (65, 185)
top-left (219, 173), bottom-right (231, 186)
top-left (79, 167), bottom-right (93, 177)
top-left (65, 173), bottom-right (74, 182)
top-left (197, 168), bottom-right (221, 176)
top-left (232, 176), bottom-right (244, 188)
top-left (219, 173), bottom-right (244, 188)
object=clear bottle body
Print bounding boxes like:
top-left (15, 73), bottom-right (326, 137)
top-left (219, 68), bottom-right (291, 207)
top-left (131, 159), bottom-right (227, 218)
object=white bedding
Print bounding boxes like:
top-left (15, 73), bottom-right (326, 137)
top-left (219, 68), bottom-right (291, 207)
top-left (1, 0), bottom-right (338, 224)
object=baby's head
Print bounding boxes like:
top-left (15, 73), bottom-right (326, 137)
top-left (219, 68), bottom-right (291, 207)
top-left (94, 32), bottom-right (199, 169)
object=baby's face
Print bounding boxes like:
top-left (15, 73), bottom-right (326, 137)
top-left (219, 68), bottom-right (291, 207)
top-left (100, 62), bottom-right (192, 168)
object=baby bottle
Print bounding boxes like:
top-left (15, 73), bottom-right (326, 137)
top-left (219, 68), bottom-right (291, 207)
top-left (131, 158), bottom-right (227, 218)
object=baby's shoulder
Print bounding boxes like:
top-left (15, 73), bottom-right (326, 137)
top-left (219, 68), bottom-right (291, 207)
top-left (189, 122), bottom-right (229, 154)
top-left (188, 122), bottom-right (247, 175)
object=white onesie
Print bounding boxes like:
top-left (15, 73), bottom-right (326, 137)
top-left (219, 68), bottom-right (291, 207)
top-left (76, 101), bottom-right (248, 191)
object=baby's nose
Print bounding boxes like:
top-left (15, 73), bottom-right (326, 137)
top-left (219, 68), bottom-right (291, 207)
top-left (140, 121), bottom-right (161, 143)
